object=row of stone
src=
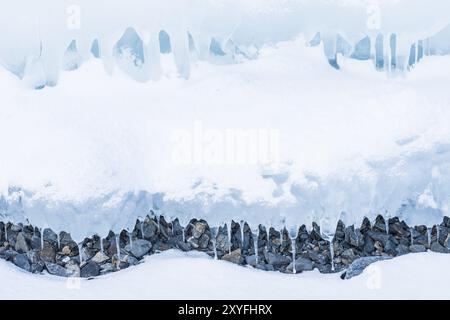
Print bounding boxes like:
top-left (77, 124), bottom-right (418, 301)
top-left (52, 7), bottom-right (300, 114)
top-left (1, 214), bottom-right (449, 278)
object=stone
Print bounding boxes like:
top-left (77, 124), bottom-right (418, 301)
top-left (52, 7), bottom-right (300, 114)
top-left (221, 249), bottom-right (245, 265)
top-left (80, 261), bottom-right (100, 278)
top-left (124, 239), bottom-right (152, 258)
top-left (40, 244), bottom-right (56, 262)
top-left (45, 262), bottom-right (71, 277)
top-left (410, 244), bottom-right (427, 253)
top-left (13, 253), bottom-right (31, 272)
top-left (192, 220), bottom-right (207, 238)
top-left (26, 250), bottom-right (40, 264)
top-left (431, 242), bottom-right (448, 253)
top-left (264, 251), bottom-right (291, 267)
top-left (286, 257), bottom-right (314, 273)
top-left (14, 233), bottom-right (30, 253)
top-left (395, 244), bottom-right (410, 256)
top-left (121, 254), bottom-right (139, 266)
top-left (245, 254), bottom-right (257, 267)
top-left (373, 215), bottom-right (387, 233)
top-left (91, 251), bottom-right (110, 264)
top-left (341, 256), bottom-right (391, 280)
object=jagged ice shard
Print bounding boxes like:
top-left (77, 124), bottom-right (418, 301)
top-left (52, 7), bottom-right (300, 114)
top-left (0, 0), bottom-right (450, 241)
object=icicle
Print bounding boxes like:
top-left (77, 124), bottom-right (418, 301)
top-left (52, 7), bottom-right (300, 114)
top-left (140, 221), bottom-right (145, 239)
top-left (427, 228), bottom-right (431, 247)
top-left (410, 228), bottom-right (414, 245)
top-left (289, 227), bottom-right (298, 274)
top-left (252, 226), bottom-right (260, 265)
top-left (115, 234), bottom-right (121, 262)
top-left (40, 228), bottom-right (45, 250)
top-left (436, 224), bottom-right (440, 244)
top-left (128, 231), bottom-right (133, 247)
top-left (240, 220), bottom-right (245, 250)
top-left (329, 241), bottom-right (335, 271)
top-left (56, 233), bottom-right (60, 250)
top-left (4, 224), bottom-right (8, 242)
top-left (228, 221), bottom-right (232, 254)
top-left (182, 227), bottom-right (186, 242)
top-left (211, 226), bottom-right (218, 260)
top-left (78, 243), bottom-right (83, 265)
top-left (100, 237), bottom-right (104, 253)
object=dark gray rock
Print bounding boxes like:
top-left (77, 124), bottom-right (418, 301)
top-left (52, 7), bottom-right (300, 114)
top-left (14, 233), bottom-right (30, 253)
top-left (124, 239), bottom-right (152, 258)
top-left (341, 256), bottom-right (391, 280)
top-left (286, 257), bottom-right (314, 273)
top-left (13, 253), bottom-right (31, 272)
top-left (40, 243), bottom-right (56, 262)
top-left (395, 244), bottom-right (410, 256)
top-left (245, 254), bottom-right (257, 267)
top-left (431, 242), bottom-right (449, 253)
top-left (45, 262), bottom-right (71, 277)
top-left (264, 251), bottom-right (291, 267)
top-left (80, 261), bottom-right (100, 278)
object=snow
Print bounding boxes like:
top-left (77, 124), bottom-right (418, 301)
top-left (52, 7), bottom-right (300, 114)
top-left (1, 37), bottom-right (450, 240)
top-left (1, 249), bottom-right (450, 299)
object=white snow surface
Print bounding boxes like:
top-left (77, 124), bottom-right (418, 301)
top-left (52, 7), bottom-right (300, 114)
top-left (1, 249), bottom-right (449, 299)
top-left (1, 36), bottom-right (450, 240)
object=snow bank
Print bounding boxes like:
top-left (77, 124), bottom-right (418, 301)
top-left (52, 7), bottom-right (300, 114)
top-left (1, 38), bottom-right (450, 240)
top-left (1, 249), bottom-right (449, 299)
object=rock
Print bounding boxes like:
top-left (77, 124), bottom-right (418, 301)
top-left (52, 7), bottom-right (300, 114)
top-left (62, 245), bottom-right (71, 255)
top-left (198, 233), bottom-right (210, 249)
top-left (340, 248), bottom-right (358, 265)
top-left (15, 233), bottom-right (30, 253)
top-left (373, 215), bottom-right (387, 233)
top-left (30, 236), bottom-right (41, 251)
top-left (395, 244), bottom-right (410, 256)
top-left (192, 220), bottom-right (207, 238)
top-left (80, 261), bottom-right (100, 278)
top-left (124, 239), bottom-right (152, 258)
top-left (341, 256), bottom-right (391, 280)
top-left (13, 253), bottom-right (31, 272)
top-left (91, 251), bottom-right (110, 264)
top-left (26, 250), bottom-right (40, 264)
top-left (120, 254), bottom-right (139, 266)
top-left (410, 244), bottom-right (427, 253)
top-left (100, 263), bottom-right (115, 274)
top-left (367, 230), bottom-right (391, 246)
top-left (30, 262), bottom-right (45, 274)
top-left (286, 257), bottom-right (314, 273)
top-left (264, 251), bottom-right (291, 267)
top-left (344, 226), bottom-right (363, 247)
top-left (245, 254), bottom-right (257, 267)
top-left (431, 242), bottom-right (449, 253)
top-left (221, 249), bottom-right (245, 265)
top-left (45, 262), bottom-right (71, 277)
top-left (40, 244), bottom-right (56, 262)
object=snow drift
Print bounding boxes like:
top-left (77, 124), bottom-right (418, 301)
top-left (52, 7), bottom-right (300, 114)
top-left (0, 1), bottom-right (450, 241)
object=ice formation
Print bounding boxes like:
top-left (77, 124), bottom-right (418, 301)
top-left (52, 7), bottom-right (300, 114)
top-left (1, 0), bottom-right (450, 88)
top-left (0, 1), bottom-right (450, 241)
